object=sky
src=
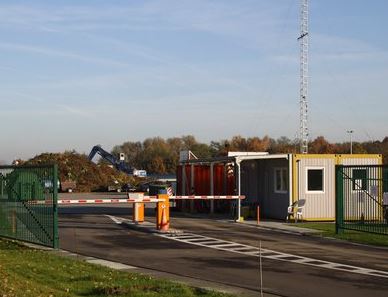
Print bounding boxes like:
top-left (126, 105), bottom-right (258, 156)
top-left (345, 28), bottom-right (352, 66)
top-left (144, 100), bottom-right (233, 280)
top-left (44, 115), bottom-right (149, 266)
top-left (0, 0), bottom-right (387, 163)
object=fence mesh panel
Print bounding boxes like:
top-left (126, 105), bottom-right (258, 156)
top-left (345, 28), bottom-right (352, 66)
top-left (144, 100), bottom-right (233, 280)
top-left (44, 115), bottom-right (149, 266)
top-left (336, 165), bottom-right (388, 235)
top-left (0, 165), bottom-right (58, 248)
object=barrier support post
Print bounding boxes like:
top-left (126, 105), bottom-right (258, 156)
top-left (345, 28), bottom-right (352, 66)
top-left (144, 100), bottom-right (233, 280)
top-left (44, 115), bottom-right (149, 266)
top-left (156, 194), bottom-right (169, 230)
top-left (129, 192), bottom-right (145, 224)
top-left (133, 202), bottom-right (144, 223)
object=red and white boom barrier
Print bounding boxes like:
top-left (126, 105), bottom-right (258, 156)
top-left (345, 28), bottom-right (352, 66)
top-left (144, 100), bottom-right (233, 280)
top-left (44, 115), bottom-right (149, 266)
top-left (169, 195), bottom-right (245, 200)
top-left (57, 198), bottom-right (163, 204)
top-left (26, 198), bottom-right (163, 205)
top-left (26, 195), bottom-right (245, 205)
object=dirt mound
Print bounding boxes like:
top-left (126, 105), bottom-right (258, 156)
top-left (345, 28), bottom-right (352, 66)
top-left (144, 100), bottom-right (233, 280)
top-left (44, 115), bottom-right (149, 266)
top-left (26, 151), bottom-right (133, 192)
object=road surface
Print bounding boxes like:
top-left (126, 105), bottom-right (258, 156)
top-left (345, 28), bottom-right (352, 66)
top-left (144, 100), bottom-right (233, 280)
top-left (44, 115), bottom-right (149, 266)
top-left (59, 206), bottom-right (388, 297)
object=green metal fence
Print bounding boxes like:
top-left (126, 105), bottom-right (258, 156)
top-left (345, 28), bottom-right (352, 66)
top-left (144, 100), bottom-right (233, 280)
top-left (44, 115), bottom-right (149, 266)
top-left (0, 164), bottom-right (58, 248)
top-left (336, 165), bottom-right (388, 235)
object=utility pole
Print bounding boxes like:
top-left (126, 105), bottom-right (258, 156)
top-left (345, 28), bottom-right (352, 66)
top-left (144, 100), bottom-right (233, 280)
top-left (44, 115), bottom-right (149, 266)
top-left (298, 0), bottom-right (309, 154)
top-left (347, 130), bottom-right (354, 154)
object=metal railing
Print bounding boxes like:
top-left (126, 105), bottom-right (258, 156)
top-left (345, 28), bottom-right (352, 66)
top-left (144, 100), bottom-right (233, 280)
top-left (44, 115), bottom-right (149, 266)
top-left (336, 165), bottom-right (388, 235)
top-left (0, 164), bottom-right (58, 248)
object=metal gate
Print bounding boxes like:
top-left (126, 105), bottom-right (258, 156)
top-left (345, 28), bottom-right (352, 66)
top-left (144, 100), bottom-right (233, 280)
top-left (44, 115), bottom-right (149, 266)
top-left (336, 165), bottom-right (388, 235)
top-left (0, 164), bottom-right (58, 248)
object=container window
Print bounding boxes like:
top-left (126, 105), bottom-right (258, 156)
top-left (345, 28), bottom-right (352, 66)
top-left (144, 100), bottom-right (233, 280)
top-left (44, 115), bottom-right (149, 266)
top-left (274, 168), bottom-right (288, 193)
top-left (384, 169), bottom-right (388, 193)
top-left (307, 169), bottom-right (324, 192)
top-left (352, 169), bottom-right (367, 191)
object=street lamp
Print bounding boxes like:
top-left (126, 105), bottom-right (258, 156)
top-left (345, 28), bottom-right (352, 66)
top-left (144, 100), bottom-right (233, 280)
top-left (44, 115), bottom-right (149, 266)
top-left (347, 130), bottom-right (354, 154)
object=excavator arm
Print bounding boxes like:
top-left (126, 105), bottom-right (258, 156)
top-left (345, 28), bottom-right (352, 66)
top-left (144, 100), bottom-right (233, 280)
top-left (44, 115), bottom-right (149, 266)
top-left (88, 145), bottom-right (134, 175)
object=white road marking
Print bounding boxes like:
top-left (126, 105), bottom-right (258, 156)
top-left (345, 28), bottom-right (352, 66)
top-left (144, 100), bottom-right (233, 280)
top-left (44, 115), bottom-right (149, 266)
top-left (157, 232), bottom-right (388, 279)
top-left (105, 214), bottom-right (127, 224)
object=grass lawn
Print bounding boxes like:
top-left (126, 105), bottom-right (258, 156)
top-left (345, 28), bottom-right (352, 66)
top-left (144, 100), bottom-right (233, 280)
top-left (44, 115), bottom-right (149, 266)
top-left (291, 222), bottom-right (388, 247)
top-left (0, 239), bottom-right (234, 297)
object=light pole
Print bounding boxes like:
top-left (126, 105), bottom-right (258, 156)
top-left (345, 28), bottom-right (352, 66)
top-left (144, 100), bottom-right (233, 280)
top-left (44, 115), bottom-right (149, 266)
top-left (347, 130), bottom-right (354, 154)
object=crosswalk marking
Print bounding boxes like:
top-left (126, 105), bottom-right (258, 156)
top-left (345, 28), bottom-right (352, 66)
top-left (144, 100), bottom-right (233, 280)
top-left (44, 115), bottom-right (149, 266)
top-left (157, 232), bottom-right (388, 279)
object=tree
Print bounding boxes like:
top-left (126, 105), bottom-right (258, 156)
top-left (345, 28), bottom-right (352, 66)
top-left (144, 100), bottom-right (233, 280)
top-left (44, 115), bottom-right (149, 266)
top-left (269, 136), bottom-right (298, 153)
top-left (229, 135), bottom-right (247, 151)
top-left (247, 136), bottom-right (271, 152)
top-left (309, 136), bottom-right (335, 154)
top-left (112, 141), bottom-right (143, 168)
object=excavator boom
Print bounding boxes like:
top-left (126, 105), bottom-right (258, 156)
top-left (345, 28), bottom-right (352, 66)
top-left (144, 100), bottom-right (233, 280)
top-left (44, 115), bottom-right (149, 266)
top-left (88, 145), bottom-right (134, 175)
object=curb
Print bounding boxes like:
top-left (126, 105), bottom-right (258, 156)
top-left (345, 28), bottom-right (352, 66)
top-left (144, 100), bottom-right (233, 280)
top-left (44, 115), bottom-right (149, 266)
top-left (233, 221), bottom-right (388, 251)
top-left (224, 219), bottom-right (320, 236)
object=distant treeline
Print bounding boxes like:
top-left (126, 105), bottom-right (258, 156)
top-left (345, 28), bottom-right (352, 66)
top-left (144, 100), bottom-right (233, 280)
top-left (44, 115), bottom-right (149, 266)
top-left (112, 135), bottom-right (388, 174)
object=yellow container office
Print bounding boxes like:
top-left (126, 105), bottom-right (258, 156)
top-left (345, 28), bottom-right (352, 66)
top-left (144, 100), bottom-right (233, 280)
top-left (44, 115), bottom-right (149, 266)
top-left (291, 154), bottom-right (382, 221)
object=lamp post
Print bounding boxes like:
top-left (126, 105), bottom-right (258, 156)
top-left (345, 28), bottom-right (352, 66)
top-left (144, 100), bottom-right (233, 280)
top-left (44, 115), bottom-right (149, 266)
top-left (347, 130), bottom-right (354, 154)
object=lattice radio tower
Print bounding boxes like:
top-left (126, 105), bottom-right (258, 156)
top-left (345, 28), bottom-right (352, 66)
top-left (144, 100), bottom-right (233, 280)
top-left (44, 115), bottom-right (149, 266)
top-left (298, 0), bottom-right (309, 153)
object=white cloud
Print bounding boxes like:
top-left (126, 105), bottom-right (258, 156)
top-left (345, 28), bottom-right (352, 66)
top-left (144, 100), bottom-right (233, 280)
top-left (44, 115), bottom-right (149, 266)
top-left (0, 1), bottom-right (296, 50)
top-left (57, 104), bottom-right (95, 118)
top-left (0, 42), bottom-right (129, 67)
top-left (311, 33), bottom-right (388, 62)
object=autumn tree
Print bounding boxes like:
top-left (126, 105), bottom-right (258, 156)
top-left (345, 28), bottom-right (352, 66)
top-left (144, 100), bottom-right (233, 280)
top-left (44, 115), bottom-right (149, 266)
top-left (309, 136), bottom-right (335, 154)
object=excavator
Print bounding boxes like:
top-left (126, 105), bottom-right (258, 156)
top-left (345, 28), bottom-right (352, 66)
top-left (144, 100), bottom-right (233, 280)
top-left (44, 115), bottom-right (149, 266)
top-left (88, 145), bottom-right (146, 177)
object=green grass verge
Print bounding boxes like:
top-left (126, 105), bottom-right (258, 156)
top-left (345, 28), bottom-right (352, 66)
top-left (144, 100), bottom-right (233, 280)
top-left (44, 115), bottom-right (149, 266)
top-left (0, 239), bottom-right (234, 297)
top-left (290, 222), bottom-right (388, 247)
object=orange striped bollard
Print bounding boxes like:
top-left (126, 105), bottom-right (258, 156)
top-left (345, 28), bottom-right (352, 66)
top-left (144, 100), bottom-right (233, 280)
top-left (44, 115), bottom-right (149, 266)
top-left (157, 194), bottom-right (169, 231)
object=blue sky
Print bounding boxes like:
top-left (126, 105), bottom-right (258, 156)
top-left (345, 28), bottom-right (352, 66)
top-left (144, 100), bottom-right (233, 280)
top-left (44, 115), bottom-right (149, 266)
top-left (1, 0), bottom-right (387, 163)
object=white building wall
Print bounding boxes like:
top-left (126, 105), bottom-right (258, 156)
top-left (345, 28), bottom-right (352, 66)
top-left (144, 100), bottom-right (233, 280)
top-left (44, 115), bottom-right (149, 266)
top-left (297, 157), bottom-right (336, 220)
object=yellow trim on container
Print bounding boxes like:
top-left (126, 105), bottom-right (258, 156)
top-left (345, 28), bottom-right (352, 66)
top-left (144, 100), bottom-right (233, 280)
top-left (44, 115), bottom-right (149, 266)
top-left (336, 154), bottom-right (382, 158)
top-left (336, 154), bottom-right (382, 164)
top-left (293, 154), bottom-right (337, 160)
top-left (292, 155), bottom-right (298, 203)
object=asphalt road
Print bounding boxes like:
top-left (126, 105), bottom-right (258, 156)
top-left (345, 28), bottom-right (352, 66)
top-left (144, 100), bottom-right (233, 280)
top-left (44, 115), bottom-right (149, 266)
top-left (59, 206), bottom-right (388, 297)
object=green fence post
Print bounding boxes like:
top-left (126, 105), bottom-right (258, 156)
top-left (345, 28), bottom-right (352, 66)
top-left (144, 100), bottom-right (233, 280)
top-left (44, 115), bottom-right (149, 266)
top-left (335, 165), bottom-right (344, 234)
top-left (53, 164), bottom-right (59, 249)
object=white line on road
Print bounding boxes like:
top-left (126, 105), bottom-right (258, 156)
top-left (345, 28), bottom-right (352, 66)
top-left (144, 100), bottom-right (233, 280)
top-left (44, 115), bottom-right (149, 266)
top-left (105, 215), bottom-right (126, 224)
top-left (157, 232), bottom-right (388, 279)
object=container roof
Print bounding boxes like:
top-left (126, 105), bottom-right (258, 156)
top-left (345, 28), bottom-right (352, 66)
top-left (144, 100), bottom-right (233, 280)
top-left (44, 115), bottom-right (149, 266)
top-left (179, 153), bottom-right (289, 165)
top-left (227, 152), bottom-right (269, 157)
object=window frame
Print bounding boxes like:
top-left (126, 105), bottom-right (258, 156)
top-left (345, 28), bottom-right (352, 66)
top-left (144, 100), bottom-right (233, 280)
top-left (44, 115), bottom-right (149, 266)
top-left (305, 167), bottom-right (325, 194)
top-left (274, 167), bottom-right (288, 194)
top-left (383, 169), bottom-right (388, 193)
top-left (352, 168), bottom-right (368, 192)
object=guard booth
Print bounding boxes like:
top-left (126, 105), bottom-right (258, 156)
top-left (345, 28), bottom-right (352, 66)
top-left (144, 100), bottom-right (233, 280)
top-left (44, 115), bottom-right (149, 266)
top-left (177, 151), bottom-right (382, 221)
top-left (0, 165), bottom-right (58, 248)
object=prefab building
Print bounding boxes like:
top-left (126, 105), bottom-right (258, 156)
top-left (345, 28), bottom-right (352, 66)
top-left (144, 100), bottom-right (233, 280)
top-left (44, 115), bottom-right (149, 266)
top-left (290, 154), bottom-right (382, 220)
top-left (177, 152), bottom-right (382, 221)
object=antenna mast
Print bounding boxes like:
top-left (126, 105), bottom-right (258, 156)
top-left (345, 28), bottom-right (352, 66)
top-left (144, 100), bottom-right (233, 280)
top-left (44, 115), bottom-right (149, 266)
top-left (298, 0), bottom-right (309, 153)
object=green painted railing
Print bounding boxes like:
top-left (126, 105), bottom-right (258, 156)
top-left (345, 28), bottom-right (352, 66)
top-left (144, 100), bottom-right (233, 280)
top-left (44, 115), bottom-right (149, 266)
top-left (0, 165), bottom-right (58, 248)
top-left (336, 165), bottom-right (388, 235)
